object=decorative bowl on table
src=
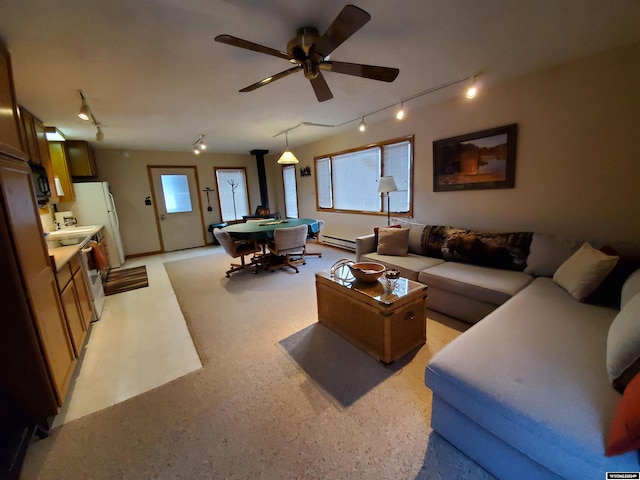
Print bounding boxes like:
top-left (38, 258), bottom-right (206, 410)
top-left (347, 262), bottom-right (386, 283)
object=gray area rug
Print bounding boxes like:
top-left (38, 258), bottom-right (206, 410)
top-left (22, 245), bottom-right (495, 479)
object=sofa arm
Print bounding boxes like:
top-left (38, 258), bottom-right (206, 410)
top-left (355, 234), bottom-right (376, 262)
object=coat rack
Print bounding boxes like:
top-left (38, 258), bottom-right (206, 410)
top-left (202, 187), bottom-right (215, 211)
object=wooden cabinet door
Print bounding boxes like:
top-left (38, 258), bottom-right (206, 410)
top-left (20, 107), bottom-right (40, 164)
top-left (74, 268), bottom-right (94, 327)
top-left (65, 140), bottom-right (98, 177)
top-left (48, 142), bottom-right (74, 202)
top-left (0, 40), bottom-right (26, 160)
top-left (0, 157), bottom-right (75, 405)
top-left (59, 282), bottom-right (86, 357)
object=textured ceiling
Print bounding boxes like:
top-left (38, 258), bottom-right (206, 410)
top-left (1, 0), bottom-right (639, 154)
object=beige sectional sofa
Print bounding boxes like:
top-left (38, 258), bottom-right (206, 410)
top-left (356, 219), bottom-right (640, 478)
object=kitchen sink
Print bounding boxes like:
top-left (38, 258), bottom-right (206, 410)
top-left (45, 225), bottom-right (100, 239)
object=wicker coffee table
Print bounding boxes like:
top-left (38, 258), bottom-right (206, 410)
top-left (315, 266), bottom-right (428, 364)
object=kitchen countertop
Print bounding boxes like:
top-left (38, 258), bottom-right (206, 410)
top-left (46, 225), bottom-right (103, 271)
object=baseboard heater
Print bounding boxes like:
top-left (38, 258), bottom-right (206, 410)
top-left (321, 235), bottom-right (356, 252)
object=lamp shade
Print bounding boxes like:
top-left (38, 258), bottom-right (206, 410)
top-left (378, 176), bottom-right (398, 193)
top-left (277, 149), bottom-right (299, 164)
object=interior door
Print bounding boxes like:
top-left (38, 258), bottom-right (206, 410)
top-left (149, 166), bottom-right (205, 252)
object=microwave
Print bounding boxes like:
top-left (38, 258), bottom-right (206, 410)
top-left (30, 164), bottom-right (51, 205)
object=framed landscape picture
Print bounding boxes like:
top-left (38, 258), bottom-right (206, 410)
top-left (433, 124), bottom-right (517, 192)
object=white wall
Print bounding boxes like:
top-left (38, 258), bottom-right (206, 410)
top-left (93, 149), bottom-right (273, 256)
top-left (268, 43), bottom-right (640, 244)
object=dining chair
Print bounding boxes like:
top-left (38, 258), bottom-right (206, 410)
top-left (213, 228), bottom-right (262, 277)
top-left (266, 224), bottom-right (308, 273)
top-left (305, 219), bottom-right (324, 258)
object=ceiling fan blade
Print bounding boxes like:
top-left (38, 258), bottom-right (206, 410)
top-left (310, 72), bottom-right (333, 102)
top-left (314, 5), bottom-right (371, 58)
top-left (239, 66), bottom-right (302, 92)
top-left (215, 34), bottom-right (293, 61)
top-left (319, 61), bottom-right (399, 82)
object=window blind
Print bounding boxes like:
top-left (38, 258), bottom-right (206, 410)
top-left (282, 165), bottom-right (299, 218)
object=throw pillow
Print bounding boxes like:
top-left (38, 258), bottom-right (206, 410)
top-left (373, 224), bottom-right (400, 244)
top-left (524, 234), bottom-right (584, 277)
top-left (587, 247), bottom-right (640, 308)
top-left (553, 242), bottom-right (619, 301)
top-left (607, 292), bottom-right (640, 392)
top-left (377, 227), bottom-right (410, 256)
top-left (605, 372), bottom-right (640, 457)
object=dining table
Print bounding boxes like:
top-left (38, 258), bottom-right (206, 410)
top-left (221, 218), bottom-right (320, 241)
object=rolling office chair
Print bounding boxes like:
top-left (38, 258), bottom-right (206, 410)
top-left (213, 228), bottom-right (262, 277)
top-left (266, 224), bottom-right (308, 273)
top-left (305, 219), bottom-right (324, 258)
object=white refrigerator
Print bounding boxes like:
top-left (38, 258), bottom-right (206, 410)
top-left (64, 182), bottom-right (125, 269)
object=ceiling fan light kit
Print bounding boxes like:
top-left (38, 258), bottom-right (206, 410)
top-left (215, 4), bottom-right (399, 103)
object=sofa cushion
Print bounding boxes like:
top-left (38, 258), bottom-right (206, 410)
top-left (425, 277), bottom-right (638, 477)
top-left (607, 292), bottom-right (640, 392)
top-left (606, 372), bottom-right (640, 457)
top-left (376, 227), bottom-right (409, 256)
top-left (389, 218), bottom-right (429, 255)
top-left (418, 262), bottom-right (533, 306)
top-left (553, 243), bottom-right (619, 302)
top-left (621, 268), bottom-right (640, 309)
top-left (524, 234), bottom-right (583, 277)
top-left (361, 251), bottom-right (444, 281)
top-left (588, 247), bottom-right (640, 308)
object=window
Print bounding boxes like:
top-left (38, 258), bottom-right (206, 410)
top-left (282, 165), bottom-right (298, 218)
top-left (314, 136), bottom-right (413, 217)
top-left (215, 167), bottom-right (250, 222)
top-left (160, 174), bottom-right (193, 213)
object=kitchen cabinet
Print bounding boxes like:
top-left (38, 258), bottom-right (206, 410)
top-left (20, 106), bottom-right (58, 203)
top-left (48, 141), bottom-right (74, 202)
top-left (19, 108), bottom-right (39, 165)
top-left (65, 140), bottom-right (98, 177)
top-left (55, 253), bottom-right (92, 356)
top-left (0, 38), bottom-right (26, 161)
top-left (0, 156), bottom-right (76, 427)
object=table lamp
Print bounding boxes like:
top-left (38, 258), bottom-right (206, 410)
top-left (378, 176), bottom-right (398, 226)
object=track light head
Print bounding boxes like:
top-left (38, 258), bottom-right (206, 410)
top-left (395, 103), bottom-right (405, 120)
top-left (95, 125), bottom-right (104, 142)
top-left (358, 117), bottom-right (366, 132)
top-left (465, 75), bottom-right (478, 99)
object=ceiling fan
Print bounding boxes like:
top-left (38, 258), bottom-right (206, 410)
top-left (215, 4), bottom-right (399, 102)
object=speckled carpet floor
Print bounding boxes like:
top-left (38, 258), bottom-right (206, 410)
top-left (21, 245), bottom-right (495, 479)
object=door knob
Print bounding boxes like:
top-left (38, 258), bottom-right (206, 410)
top-left (160, 214), bottom-right (165, 221)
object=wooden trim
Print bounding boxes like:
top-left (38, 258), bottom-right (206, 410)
top-left (313, 135), bottom-right (415, 218)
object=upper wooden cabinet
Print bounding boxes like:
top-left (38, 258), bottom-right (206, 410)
top-left (65, 140), bottom-right (98, 177)
top-left (0, 38), bottom-right (27, 161)
top-left (20, 107), bottom-right (39, 164)
top-left (49, 142), bottom-right (74, 202)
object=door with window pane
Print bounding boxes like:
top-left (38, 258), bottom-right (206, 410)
top-left (150, 166), bottom-right (205, 252)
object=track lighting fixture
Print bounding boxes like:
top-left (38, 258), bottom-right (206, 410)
top-left (192, 134), bottom-right (206, 154)
top-left (277, 131), bottom-right (299, 164)
top-left (465, 75), bottom-right (478, 99)
top-left (78, 90), bottom-right (90, 121)
top-left (77, 90), bottom-right (105, 141)
top-left (278, 73), bottom-right (481, 138)
top-left (95, 125), bottom-right (104, 142)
